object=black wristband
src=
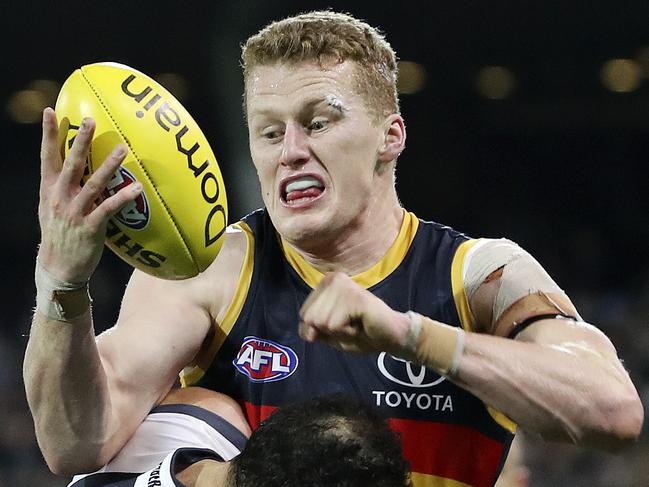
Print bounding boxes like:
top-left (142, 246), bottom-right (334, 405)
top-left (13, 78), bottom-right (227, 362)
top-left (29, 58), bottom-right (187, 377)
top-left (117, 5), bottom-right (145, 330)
top-left (507, 313), bottom-right (578, 339)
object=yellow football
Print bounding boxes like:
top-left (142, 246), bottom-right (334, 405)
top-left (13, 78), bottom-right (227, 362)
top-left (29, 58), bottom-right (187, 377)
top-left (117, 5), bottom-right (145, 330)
top-left (55, 62), bottom-right (227, 280)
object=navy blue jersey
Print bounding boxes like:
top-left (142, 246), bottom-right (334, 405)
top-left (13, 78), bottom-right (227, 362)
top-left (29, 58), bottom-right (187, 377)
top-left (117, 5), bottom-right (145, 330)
top-left (181, 209), bottom-right (515, 487)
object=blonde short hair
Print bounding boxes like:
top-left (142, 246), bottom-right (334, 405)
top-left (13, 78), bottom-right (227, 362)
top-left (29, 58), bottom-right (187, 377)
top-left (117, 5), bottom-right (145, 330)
top-left (242, 11), bottom-right (400, 120)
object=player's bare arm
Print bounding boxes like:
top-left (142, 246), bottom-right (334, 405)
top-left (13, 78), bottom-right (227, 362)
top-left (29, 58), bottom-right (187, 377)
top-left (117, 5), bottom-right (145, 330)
top-left (24, 109), bottom-right (245, 475)
top-left (454, 281), bottom-right (643, 451)
top-left (299, 261), bottom-right (643, 451)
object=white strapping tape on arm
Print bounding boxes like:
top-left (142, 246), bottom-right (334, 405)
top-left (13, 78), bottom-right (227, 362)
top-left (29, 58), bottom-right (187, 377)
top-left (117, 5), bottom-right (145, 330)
top-left (463, 239), bottom-right (568, 326)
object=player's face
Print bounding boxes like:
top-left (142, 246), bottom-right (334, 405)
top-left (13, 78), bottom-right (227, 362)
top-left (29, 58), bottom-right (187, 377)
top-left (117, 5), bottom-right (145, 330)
top-left (246, 61), bottom-right (387, 247)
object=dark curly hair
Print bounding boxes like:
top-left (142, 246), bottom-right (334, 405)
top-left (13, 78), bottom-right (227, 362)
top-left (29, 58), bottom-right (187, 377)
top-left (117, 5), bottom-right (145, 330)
top-left (229, 396), bottom-right (411, 487)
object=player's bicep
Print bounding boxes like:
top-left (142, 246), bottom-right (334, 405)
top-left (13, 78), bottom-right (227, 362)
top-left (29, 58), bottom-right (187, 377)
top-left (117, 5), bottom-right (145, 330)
top-left (474, 249), bottom-right (617, 361)
top-left (466, 239), bottom-right (576, 335)
top-left (97, 270), bottom-right (212, 424)
top-left (513, 310), bottom-right (620, 363)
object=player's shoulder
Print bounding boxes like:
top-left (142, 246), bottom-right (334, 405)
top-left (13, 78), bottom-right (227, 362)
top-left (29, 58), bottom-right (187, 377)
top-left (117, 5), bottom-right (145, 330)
top-left (415, 214), bottom-right (470, 238)
top-left (121, 218), bottom-right (251, 318)
top-left (196, 217), bottom-right (256, 320)
top-left (411, 214), bottom-right (475, 255)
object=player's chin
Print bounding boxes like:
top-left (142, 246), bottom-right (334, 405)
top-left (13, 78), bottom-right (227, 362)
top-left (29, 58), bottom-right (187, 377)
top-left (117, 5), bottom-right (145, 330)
top-left (275, 209), bottom-right (333, 243)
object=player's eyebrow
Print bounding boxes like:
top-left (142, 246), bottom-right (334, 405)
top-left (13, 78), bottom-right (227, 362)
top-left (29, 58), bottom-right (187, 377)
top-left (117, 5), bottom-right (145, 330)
top-left (324, 94), bottom-right (348, 113)
top-left (248, 95), bottom-right (349, 121)
top-left (301, 95), bottom-right (348, 114)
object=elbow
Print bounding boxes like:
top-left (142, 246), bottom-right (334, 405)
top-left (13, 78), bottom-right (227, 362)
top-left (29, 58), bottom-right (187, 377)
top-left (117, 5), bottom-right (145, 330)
top-left (46, 456), bottom-right (101, 477)
top-left (606, 392), bottom-right (645, 449)
top-left (580, 388), bottom-right (644, 452)
top-left (41, 443), bottom-right (112, 476)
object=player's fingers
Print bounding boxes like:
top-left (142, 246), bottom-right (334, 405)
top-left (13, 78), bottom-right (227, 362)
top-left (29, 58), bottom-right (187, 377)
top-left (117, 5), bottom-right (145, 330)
top-left (317, 334), bottom-right (365, 354)
top-left (320, 316), bottom-right (361, 340)
top-left (299, 321), bottom-right (319, 342)
top-left (301, 290), bottom-right (337, 333)
top-left (40, 108), bottom-right (62, 188)
top-left (72, 144), bottom-right (128, 214)
top-left (299, 284), bottom-right (322, 320)
top-left (87, 180), bottom-right (142, 229)
top-left (299, 272), bottom-right (339, 321)
top-left (58, 117), bottom-right (95, 188)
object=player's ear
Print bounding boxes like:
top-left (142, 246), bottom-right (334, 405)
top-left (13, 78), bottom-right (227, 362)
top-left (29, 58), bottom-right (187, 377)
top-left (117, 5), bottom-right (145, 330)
top-left (377, 114), bottom-right (406, 163)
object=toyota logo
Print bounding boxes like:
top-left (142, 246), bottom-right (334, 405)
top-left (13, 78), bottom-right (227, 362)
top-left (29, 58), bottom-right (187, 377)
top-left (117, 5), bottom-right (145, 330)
top-left (377, 352), bottom-right (445, 388)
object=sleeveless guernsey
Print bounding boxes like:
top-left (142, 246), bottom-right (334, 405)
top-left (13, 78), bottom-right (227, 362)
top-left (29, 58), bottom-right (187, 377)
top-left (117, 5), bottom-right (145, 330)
top-left (181, 209), bottom-right (515, 487)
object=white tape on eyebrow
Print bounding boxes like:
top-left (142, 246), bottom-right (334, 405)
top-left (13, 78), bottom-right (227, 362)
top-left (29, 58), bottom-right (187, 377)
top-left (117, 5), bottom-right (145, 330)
top-left (325, 94), bottom-right (346, 111)
top-left (463, 239), bottom-right (567, 325)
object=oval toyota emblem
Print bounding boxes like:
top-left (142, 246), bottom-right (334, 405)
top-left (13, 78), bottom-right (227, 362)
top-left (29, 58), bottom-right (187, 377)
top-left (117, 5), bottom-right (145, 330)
top-left (377, 352), bottom-right (445, 388)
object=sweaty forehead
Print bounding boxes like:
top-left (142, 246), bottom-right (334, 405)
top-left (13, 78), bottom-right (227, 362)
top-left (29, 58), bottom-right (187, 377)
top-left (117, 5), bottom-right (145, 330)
top-left (245, 61), bottom-right (360, 116)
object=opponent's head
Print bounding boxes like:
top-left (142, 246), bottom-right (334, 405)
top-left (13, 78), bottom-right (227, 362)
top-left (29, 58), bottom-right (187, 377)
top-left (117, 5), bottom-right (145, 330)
top-left (229, 396), bottom-right (411, 487)
top-left (241, 11), bottom-right (406, 247)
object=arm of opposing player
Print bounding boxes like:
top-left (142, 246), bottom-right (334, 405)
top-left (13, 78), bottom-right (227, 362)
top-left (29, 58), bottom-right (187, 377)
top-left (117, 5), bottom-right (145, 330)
top-left (453, 247), bottom-right (643, 451)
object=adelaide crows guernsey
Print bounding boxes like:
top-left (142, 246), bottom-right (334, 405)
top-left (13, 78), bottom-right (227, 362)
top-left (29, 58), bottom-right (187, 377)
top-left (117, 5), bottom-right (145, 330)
top-left (181, 209), bottom-right (516, 487)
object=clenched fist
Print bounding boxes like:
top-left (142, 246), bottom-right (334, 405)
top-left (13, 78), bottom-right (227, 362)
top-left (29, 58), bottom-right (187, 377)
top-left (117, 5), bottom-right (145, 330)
top-left (298, 272), bottom-right (411, 356)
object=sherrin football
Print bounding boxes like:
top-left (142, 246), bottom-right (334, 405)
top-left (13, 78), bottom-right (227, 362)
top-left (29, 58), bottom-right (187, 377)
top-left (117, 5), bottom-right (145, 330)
top-left (55, 62), bottom-right (228, 280)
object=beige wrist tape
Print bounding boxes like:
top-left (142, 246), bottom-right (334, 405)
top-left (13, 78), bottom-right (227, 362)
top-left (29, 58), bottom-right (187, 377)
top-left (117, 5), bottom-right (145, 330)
top-left (405, 311), bottom-right (465, 376)
top-left (35, 258), bottom-right (91, 321)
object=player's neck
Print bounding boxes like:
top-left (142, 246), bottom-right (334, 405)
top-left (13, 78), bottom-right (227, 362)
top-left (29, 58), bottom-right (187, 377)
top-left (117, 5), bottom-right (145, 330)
top-left (291, 197), bottom-right (404, 276)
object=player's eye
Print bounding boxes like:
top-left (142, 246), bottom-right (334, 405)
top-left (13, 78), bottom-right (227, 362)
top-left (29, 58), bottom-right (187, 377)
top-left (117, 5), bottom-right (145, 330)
top-left (261, 128), bottom-right (283, 141)
top-left (308, 119), bottom-right (329, 132)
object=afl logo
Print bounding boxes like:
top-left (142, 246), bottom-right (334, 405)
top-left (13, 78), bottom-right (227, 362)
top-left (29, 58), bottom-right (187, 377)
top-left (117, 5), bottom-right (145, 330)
top-left (102, 167), bottom-right (149, 230)
top-left (233, 337), bottom-right (299, 383)
top-left (377, 352), bottom-right (445, 388)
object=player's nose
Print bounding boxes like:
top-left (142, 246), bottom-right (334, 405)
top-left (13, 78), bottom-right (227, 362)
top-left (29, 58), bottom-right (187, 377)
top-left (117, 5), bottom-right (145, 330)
top-left (279, 121), bottom-right (310, 167)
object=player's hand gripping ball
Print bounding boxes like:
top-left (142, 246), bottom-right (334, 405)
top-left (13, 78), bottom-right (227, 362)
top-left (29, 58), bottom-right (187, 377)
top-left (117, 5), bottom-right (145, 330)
top-left (55, 62), bottom-right (227, 279)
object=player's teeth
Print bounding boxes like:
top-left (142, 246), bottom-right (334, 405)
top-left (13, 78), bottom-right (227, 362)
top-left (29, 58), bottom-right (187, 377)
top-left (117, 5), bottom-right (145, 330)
top-left (285, 177), bottom-right (323, 194)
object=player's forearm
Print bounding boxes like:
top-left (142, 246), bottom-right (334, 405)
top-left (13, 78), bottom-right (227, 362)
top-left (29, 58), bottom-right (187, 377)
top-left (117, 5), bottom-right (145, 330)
top-left (24, 304), bottom-right (113, 475)
top-left (450, 332), bottom-right (643, 450)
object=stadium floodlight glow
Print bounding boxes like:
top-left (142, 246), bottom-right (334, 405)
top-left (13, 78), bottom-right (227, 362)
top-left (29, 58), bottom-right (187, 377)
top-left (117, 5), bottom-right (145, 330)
top-left (475, 66), bottom-right (516, 100)
top-left (600, 59), bottom-right (641, 93)
top-left (6, 79), bottom-right (60, 124)
top-left (396, 61), bottom-right (427, 95)
top-left (7, 89), bottom-right (48, 124)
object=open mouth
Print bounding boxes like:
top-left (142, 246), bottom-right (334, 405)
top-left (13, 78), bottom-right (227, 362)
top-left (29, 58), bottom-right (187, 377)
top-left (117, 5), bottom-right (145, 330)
top-left (280, 175), bottom-right (325, 206)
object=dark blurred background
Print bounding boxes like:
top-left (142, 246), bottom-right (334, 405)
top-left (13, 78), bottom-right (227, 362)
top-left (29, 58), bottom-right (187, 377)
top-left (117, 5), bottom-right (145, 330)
top-left (1, 1), bottom-right (647, 485)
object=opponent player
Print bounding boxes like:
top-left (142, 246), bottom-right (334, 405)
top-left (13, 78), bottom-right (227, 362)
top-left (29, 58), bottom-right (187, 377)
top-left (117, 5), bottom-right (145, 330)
top-left (67, 387), bottom-right (249, 486)
top-left (25, 10), bottom-right (643, 487)
top-left (69, 388), bottom-right (410, 487)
